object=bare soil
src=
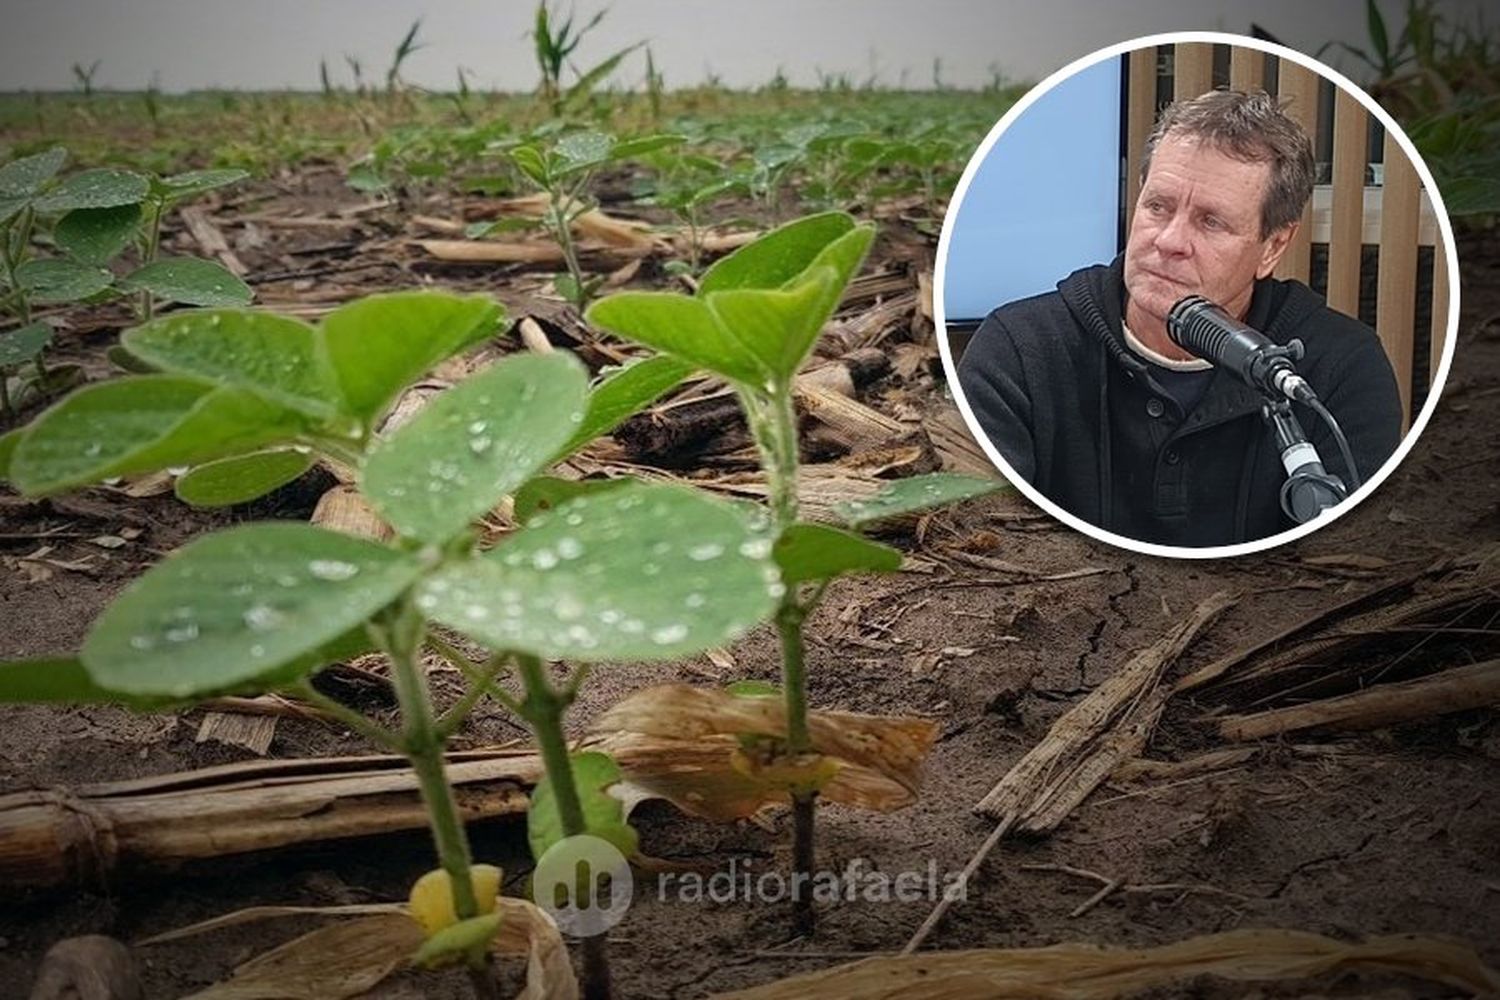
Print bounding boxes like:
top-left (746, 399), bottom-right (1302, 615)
top-left (1, 167), bottom-right (1497, 998)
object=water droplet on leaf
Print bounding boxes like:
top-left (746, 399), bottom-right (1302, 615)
top-left (307, 559), bottom-right (359, 581)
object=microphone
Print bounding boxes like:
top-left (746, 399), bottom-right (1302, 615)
top-left (1168, 294), bottom-right (1363, 520)
top-left (1166, 295), bottom-right (1317, 403)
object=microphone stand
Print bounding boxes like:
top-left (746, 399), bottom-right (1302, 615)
top-left (1166, 295), bottom-right (1355, 525)
top-left (1258, 367), bottom-right (1348, 523)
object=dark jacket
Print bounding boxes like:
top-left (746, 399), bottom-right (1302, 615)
top-left (956, 256), bottom-right (1403, 547)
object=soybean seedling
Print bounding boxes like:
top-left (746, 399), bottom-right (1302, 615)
top-left (507, 130), bottom-right (683, 310)
top-left (0, 321), bottom-right (52, 420)
top-left (588, 212), bottom-right (1002, 934)
top-left (0, 144), bottom-right (251, 368)
top-left (640, 150), bottom-right (746, 273)
top-left (0, 290), bottom-right (776, 998)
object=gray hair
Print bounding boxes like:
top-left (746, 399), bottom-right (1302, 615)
top-left (1140, 88), bottom-right (1316, 239)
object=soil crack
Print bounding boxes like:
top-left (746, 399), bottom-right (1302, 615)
top-left (1075, 563), bottom-right (1138, 685)
top-left (1263, 829), bottom-right (1379, 899)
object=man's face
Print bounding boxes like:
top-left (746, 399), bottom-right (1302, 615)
top-left (1123, 134), bottom-right (1296, 327)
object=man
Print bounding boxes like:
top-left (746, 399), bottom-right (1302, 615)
top-left (958, 89), bottom-right (1403, 548)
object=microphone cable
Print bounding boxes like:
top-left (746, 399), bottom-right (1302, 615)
top-left (1303, 395), bottom-right (1362, 491)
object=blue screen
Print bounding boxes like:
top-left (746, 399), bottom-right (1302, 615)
top-left (943, 57), bottom-right (1124, 322)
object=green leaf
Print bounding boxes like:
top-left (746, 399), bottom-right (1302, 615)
top-left (0, 428), bottom-right (22, 483)
top-left (320, 291), bottom-right (503, 427)
top-left (0, 195), bottom-right (28, 226)
top-left (154, 168), bottom-right (250, 202)
top-left (552, 272), bottom-right (587, 307)
top-left (175, 448), bottom-right (314, 507)
top-left (586, 292), bottom-right (773, 386)
top-left (553, 354), bottom-right (695, 462)
top-left (713, 226), bottom-right (876, 382)
top-left (562, 43), bottom-right (645, 109)
top-left (419, 480), bottom-right (780, 662)
top-left (10, 376), bottom-right (311, 496)
top-left (511, 475), bottom-right (628, 525)
top-left (106, 343), bottom-right (157, 373)
top-left (32, 168), bottom-right (150, 213)
top-left (553, 130), bottom-right (615, 176)
top-left (345, 162), bottom-right (389, 193)
top-left (119, 258), bottom-right (254, 307)
top-left (15, 258), bottom-right (114, 304)
top-left (81, 523), bottom-right (422, 697)
top-left (0, 656), bottom-right (182, 709)
top-left (836, 473), bottom-right (1005, 528)
top-left (592, 215), bottom-right (874, 387)
top-left (24, 363), bottom-right (86, 398)
top-left (54, 204), bottom-right (143, 265)
top-left (773, 522), bottom-right (902, 584)
top-left (363, 352), bottom-right (588, 544)
top-left (698, 212), bottom-right (857, 294)
top-left (123, 310), bottom-right (345, 421)
top-left (528, 751), bottom-right (639, 861)
top-left (797, 222), bottom-right (876, 307)
top-left (0, 147), bottom-right (67, 198)
top-left (411, 913), bottom-right (503, 969)
top-left (704, 270), bottom-right (836, 382)
top-left (510, 145), bottom-right (550, 186)
top-left (609, 134), bottom-right (685, 161)
top-left (0, 321), bottom-right (53, 368)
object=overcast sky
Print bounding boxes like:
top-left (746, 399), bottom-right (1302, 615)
top-left (0, 0), bottom-right (1492, 93)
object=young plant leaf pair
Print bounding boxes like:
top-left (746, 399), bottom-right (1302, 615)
top-left (506, 129), bottom-right (684, 309)
top-left (0, 148), bottom-right (251, 310)
top-left (511, 131), bottom-right (685, 189)
top-left (4, 291), bottom-right (501, 499)
top-left (589, 211), bottom-right (870, 387)
top-left (3, 288), bottom-right (781, 712)
top-left (587, 211), bottom-right (913, 592)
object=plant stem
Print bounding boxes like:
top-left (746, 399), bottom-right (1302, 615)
top-left (549, 184), bottom-right (589, 312)
top-left (514, 653), bottom-right (613, 1000)
top-left (751, 380), bottom-right (820, 936)
top-left (307, 436), bottom-right (367, 473)
top-left (375, 611), bottom-right (504, 997)
top-left (776, 594), bottom-right (818, 937)
top-left (515, 655), bottom-right (585, 830)
top-left (436, 652), bottom-right (509, 739)
top-left (686, 207), bottom-right (701, 272)
top-left (380, 606), bottom-right (480, 921)
top-left (293, 680), bottom-right (404, 751)
top-left (3, 208), bottom-right (35, 327)
top-left (140, 197), bottom-right (166, 321)
top-left (426, 634), bottom-right (526, 717)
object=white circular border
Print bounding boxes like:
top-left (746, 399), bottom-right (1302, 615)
top-left (935, 30), bottom-right (1462, 560)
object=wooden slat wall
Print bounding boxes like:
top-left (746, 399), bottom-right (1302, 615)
top-left (1273, 61), bottom-right (1319, 283)
top-left (1229, 47), bottom-right (1264, 91)
top-left (1173, 43), bottom-right (1214, 100)
top-left (1432, 240), bottom-right (1450, 379)
top-left (1377, 128), bottom-right (1421, 429)
top-left (1326, 86), bottom-right (1367, 315)
top-left (1125, 46), bottom-right (1157, 230)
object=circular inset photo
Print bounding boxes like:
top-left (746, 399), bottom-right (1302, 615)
top-left (937, 31), bottom-right (1459, 558)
